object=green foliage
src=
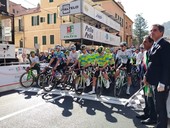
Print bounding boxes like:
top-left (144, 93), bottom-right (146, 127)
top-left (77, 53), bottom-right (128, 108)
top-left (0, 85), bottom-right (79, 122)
top-left (134, 14), bottom-right (148, 45)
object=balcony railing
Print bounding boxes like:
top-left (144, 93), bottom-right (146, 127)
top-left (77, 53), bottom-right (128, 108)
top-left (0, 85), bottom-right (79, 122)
top-left (15, 26), bottom-right (24, 32)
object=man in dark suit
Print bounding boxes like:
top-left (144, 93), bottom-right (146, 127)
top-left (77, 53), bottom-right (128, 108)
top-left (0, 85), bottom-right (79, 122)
top-left (136, 36), bottom-right (157, 125)
top-left (144, 24), bottom-right (170, 128)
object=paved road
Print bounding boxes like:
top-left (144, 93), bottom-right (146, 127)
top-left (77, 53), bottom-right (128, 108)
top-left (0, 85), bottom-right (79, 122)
top-left (0, 87), bottom-right (157, 128)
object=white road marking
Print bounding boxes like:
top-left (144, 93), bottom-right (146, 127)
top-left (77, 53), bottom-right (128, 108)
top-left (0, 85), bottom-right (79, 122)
top-left (0, 95), bottom-right (63, 121)
top-left (16, 87), bottom-right (128, 106)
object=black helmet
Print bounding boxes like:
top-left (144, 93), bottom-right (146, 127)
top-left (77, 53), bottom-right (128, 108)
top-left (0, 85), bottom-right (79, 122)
top-left (80, 45), bottom-right (87, 50)
top-left (120, 42), bottom-right (127, 47)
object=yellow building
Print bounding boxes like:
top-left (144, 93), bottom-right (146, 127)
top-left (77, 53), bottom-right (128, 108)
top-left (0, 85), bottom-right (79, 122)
top-left (92, 0), bottom-right (133, 46)
top-left (13, 0), bottom-right (133, 51)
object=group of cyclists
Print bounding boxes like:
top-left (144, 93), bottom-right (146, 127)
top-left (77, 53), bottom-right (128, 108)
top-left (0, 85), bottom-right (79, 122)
top-left (28, 42), bottom-right (145, 96)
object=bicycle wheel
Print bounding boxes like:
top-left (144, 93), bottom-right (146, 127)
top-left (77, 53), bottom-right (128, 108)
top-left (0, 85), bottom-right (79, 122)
top-left (114, 77), bottom-right (123, 97)
top-left (75, 77), bottom-right (84, 95)
top-left (96, 78), bottom-right (102, 98)
top-left (20, 72), bottom-right (35, 88)
top-left (37, 73), bottom-right (46, 88)
top-left (131, 73), bottom-right (140, 87)
top-left (42, 74), bottom-right (56, 92)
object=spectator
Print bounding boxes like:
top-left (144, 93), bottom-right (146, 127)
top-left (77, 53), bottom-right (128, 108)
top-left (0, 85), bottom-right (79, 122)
top-left (136, 35), bottom-right (157, 125)
top-left (144, 24), bottom-right (170, 128)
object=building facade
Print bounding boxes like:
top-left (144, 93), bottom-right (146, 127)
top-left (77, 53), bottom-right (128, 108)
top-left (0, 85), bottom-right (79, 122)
top-left (11, 0), bottom-right (133, 51)
top-left (92, 0), bottom-right (133, 46)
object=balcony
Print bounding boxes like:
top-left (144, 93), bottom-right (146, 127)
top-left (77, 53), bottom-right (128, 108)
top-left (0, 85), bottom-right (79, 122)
top-left (15, 26), bottom-right (24, 32)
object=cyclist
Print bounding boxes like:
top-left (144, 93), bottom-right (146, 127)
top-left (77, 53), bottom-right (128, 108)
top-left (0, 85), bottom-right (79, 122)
top-left (105, 47), bottom-right (115, 82)
top-left (115, 42), bottom-right (133, 95)
top-left (89, 46), bottom-right (110, 94)
top-left (29, 51), bottom-right (40, 75)
top-left (66, 44), bottom-right (79, 68)
top-left (89, 47), bottom-right (98, 66)
top-left (75, 45), bottom-right (91, 89)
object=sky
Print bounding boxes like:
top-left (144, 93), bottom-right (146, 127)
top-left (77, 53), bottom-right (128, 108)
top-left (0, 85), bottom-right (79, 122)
top-left (10, 0), bottom-right (170, 29)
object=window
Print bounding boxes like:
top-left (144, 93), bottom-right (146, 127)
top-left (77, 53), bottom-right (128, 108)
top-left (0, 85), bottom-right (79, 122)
top-left (121, 19), bottom-right (124, 27)
top-left (40, 17), bottom-right (45, 23)
top-left (115, 13), bottom-right (117, 19)
top-left (50, 35), bottom-right (54, 44)
top-left (34, 36), bottom-right (38, 46)
top-left (42, 36), bottom-right (46, 45)
top-left (32, 15), bottom-right (39, 26)
top-left (49, 0), bottom-right (53, 2)
top-left (13, 9), bottom-right (15, 13)
top-left (47, 13), bottom-right (56, 24)
top-left (20, 40), bottom-right (23, 48)
top-left (19, 19), bottom-right (23, 31)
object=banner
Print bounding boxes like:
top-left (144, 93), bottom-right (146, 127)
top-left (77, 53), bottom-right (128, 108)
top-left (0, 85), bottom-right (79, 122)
top-left (94, 9), bottom-right (106, 25)
top-left (60, 23), bottom-right (81, 40)
top-left (82, 1), bottom-right (95, 19)
top-left (82, 23), bottom-right (95, 41)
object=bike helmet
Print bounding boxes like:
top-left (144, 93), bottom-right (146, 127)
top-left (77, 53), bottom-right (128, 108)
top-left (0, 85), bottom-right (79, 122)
top-left (55, 45), bottom-right (61, 49)
top-left (110, 47), bottom-right (114, 52)
top-left (120, 42), bottom-right (127, 47)
top-left (70, 45), bottom-right (76, 50)
top-left (97, 46), bottom-right (104, 53)
top-left (105, 48), bottom-right (110, 53)
top-left (80, 45), bottom-right (87, 50)
top-left (30, 51), bottom-right (35, 54)
top-left (90, 47), bottom-right (95, 52)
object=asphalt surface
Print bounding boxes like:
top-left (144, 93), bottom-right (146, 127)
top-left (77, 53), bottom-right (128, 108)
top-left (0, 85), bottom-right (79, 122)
top-left (0, 87), bottom-right (155, 128)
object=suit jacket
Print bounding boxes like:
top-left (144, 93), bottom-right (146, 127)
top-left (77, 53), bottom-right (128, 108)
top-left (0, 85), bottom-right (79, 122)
top-left (145, 38), bottom-right (170, 88)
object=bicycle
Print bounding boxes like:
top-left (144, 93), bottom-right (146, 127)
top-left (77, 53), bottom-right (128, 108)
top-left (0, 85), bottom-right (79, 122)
top-left (19, 67), bottom-right (38, 88)
top-left (37, 66), bottom-right (52, 88)
top-left (96, 69), bottom-right (111, 98)
top-left (75, 68), bottom-right (90, 95)
top-left (62, 66), bottom-right (77, 90)
top-left (131, 64), bottom-right (140, 87)
top-left (42, 69), bottom-right (62, 92)
top-left (113, 68), bottom-right (127, 97)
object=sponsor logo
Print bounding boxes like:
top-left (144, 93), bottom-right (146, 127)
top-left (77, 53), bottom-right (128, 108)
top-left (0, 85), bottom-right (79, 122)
top-left (62, 4), bottom-right (79, 14)
top-left (64, 25), bottom-right (78, 39)
top-left (67, 25), bottom-right (74, 34)
top-left (84, 25), bottom-right (94, 40)
top-left (96, 14), bottom-right (102, 19)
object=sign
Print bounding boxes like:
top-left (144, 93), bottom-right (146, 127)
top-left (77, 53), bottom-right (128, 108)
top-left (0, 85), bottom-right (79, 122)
top-left (60, 0), bottom-right (81, 16)
top-left (0, 0), bottom-right (8, 13)
top-left (60, 23), bottom-right (81, 40)
top-left (0, 44), bottom-right (15, 59)
top-left (94, 9), bottom-right (106, 24)
top-left (82, 23), bottom-right (95, 41)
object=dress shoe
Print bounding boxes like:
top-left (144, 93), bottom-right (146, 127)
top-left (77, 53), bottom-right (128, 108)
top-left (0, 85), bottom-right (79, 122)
top-left (136, 114), bottom-right (148, 120)
top-left (141, 118), bottom-right (157, 125)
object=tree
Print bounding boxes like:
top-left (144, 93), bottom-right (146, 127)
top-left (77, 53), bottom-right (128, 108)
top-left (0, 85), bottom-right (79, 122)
top-left (134, 14), bottom-right (148, 45)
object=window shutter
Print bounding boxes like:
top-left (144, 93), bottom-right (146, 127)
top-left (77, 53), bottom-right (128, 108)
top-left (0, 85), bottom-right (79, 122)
top-left (32, 16), bottom-right (34, 26)
top-left (54, 13), bottom-right (56, 24)
top-left (37, 15), bottom-right (39, 25)
top-left (47, 14), bottom-right (50, 24)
